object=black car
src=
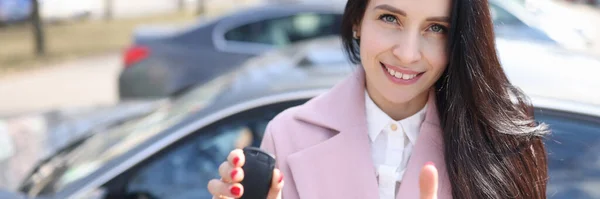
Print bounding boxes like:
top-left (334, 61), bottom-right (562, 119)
top-left (118, 2), bottom-right (344, 99)
top-left (12, 37), bottom-right (600, 199)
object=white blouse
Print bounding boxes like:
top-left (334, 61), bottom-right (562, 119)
top-left (365, 91), bottom-right (427, 199)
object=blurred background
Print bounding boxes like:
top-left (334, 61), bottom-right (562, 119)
top-left (0, 0), bottom-right (598, 198)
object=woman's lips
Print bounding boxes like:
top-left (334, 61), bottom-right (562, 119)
top-left (380, 62), bottom-right (424, 85)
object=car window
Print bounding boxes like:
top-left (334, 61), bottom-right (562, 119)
top-left (287, 13), bottom-right (340, 43)
top-left (224, 13), bottom-right (341, 47)
top-left (490, 4), bottom-right (524, 26)
top-left (114, 100), bottom-right (307, 199)
top-left (25, 75), bottom-right (234, 196)
top-left (124, 126), bottom-right (250, 199)
top-left (536, 109), bottom-right (600, 199)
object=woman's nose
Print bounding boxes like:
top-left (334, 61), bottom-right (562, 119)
top-left (391, 31), bottom-right (422, 66)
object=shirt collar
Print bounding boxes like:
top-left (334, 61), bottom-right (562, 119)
top-left (365, 91), bottom-right (427, 144)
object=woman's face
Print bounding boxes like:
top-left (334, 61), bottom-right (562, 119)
top-left (357, 0), bottom-right (451, 105)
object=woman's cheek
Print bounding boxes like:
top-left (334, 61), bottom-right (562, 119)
top-left (360, 24), bottom-right (397, 64)
top-left (423, 37), bottom-right (449, 70)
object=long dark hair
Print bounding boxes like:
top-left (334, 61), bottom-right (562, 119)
top-left (340, 0), bottom-right (550, 198)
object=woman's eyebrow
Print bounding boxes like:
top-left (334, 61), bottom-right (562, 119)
top-left (426, 16), bottom-right (450, 23)
top-left (374, 4), bottom-right (407, 17)
top-left (375, 4), bottom-right (449, 23)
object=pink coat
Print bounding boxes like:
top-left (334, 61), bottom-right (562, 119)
top-left (260, 69), bottom-right (452, 199)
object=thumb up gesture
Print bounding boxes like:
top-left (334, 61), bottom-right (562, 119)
top-left (419, 162), bottom-right (438, 199)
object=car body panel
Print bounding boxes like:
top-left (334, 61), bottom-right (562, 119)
top-left (118, 42), bottom-right (254, 98)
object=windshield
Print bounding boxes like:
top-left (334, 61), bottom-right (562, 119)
top-left (27, 74), bottom-right (233, 196)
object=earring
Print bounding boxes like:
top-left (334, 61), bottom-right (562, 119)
top-left (353, 31), bottom-right (359, 39)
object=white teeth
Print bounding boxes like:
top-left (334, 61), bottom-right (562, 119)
top-left (384, 65), bottom-right (418, 80)
top-left (394, 72), bottom-right (403, 78)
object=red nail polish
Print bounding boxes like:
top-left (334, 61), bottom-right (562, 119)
top-left (231, 169), bottom-right (238, 179)
top-left (230, 186), bottom-right (241, 196)
top-left (278, 172), bottom-right (284, 183)
top-left (233, 156), bottom-right (240, 166)
top-left (425, 161), bottom-right (435, 167)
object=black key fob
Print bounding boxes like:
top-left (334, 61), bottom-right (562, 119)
top-left (240, 147), bottom-right (276, 199)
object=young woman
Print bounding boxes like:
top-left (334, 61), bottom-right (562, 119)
top-left (207, 0), bottom-right (549, 198)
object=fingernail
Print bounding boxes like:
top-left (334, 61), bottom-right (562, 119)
top-left (233, 156), bottom-right (240, 166)
top-left (278, 172), bottom-right (284, 183)
top-left (230, 186), bottom-right (241, 196)
top-left (230, 169), bottom-right (238, 179)
top-left (425, 161), bottom-right (435, 167)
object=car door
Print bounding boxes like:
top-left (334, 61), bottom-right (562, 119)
top-left (216, 12), bottom-right (342, 55)
top-left (535, 108), bottom-right (600, 199)
top-left (97, 99), bottom-right (308, 199)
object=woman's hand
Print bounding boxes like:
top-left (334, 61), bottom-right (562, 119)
top-left (419, 162), bottom-right (439, 199)
top-left (207, 149), bottom-right (284, 199)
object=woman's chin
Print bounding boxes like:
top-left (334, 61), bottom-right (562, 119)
top-left (383, 89), bottom-right (431, 105)
top-left (383, 94), bottom-right (417, 105)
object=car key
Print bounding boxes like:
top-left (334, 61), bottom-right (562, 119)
top-left (240, 147), bottom-right (276, 199)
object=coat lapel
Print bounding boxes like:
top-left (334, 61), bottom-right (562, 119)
top-left (289, 69), bottom-right (380, 199)
top-left (396, 90), bottom-right (452, 199)
top-left (286, 126), bottom-right (380, 199)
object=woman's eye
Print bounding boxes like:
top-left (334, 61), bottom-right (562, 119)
top-left (379, 14), bottom-right (398, 24)
top-left (429, 24), bottom-right (447, 33)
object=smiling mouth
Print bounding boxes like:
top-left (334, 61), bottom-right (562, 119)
top-left (380, 62), bottom-right (424, 80)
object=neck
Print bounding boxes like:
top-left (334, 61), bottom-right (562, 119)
top-left (366, 87), bottom-right (429, 121)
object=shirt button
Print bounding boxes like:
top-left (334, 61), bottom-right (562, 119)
top-left (390, 123), bottom-right (398, 131)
